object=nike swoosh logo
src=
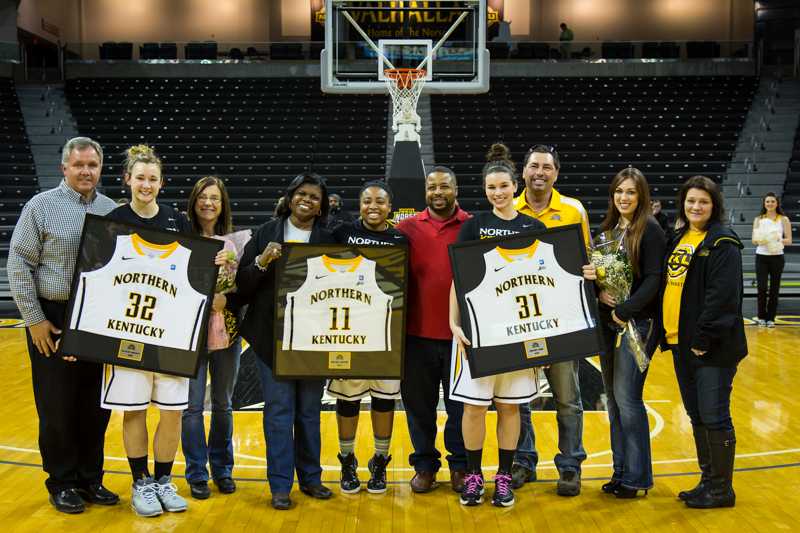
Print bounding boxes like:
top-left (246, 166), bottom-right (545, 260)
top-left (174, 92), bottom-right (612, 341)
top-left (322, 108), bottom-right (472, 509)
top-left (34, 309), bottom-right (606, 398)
top-left (315, 275), bottom-right (329, 279)
top-left (121, 257), bottom-right (135, 260)
top-left (494, 266), bottom-right (507, 272)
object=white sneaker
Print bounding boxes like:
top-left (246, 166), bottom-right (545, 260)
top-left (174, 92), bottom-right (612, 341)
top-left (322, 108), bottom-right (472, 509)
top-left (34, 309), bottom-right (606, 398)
top-left (131, 477), bottom-right (163, 517)
top-left (155, 475), bottom-right (188, 512)
top-left (757, 319), bottom-right (767, 327)
top-left (767, 320), bottom-right (776, 328)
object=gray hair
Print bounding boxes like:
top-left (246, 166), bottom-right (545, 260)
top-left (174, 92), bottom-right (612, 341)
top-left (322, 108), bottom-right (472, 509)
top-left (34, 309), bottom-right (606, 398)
top-left (61, 137), bottom-right (103, 166)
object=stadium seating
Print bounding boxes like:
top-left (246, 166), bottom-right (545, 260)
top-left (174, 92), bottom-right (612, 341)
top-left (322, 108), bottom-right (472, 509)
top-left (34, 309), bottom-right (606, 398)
top-left (66, 78), bottom-right (389, 227)
top-left (0, 78), bottom-right (39, 252)
top-left (431, 76), bottom-right (758, 224)
top-left (780, 121), bottom-right (800, 239)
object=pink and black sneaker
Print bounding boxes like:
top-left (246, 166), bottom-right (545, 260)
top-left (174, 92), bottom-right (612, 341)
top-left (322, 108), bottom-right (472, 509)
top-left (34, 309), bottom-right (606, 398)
top-left (459, 472), bottom-right (485, 506)
top-left (492, 472), bottom-right (515, 507)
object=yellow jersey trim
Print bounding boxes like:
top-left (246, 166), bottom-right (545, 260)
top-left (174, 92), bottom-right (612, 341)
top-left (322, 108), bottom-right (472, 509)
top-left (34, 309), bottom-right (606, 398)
top-left (496, 241), bottom-right (540, 262)
top-left (322, 255), bottom-right (364, 272)
top-left (131, 233), bottom-right (179, 259)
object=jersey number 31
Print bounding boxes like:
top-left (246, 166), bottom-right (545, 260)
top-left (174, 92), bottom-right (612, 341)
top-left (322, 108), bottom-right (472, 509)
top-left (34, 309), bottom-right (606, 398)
top-left (515, 293), bottom-right (542, 320)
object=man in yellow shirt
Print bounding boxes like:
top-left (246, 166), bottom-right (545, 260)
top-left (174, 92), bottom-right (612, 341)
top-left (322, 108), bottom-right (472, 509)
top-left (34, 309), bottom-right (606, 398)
top-left (511, 145), bottom-right (590, 496)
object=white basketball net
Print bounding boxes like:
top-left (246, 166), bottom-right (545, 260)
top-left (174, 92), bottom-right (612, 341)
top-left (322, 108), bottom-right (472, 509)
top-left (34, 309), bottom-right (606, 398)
top-left (385, 69), bottom-right (426, 134)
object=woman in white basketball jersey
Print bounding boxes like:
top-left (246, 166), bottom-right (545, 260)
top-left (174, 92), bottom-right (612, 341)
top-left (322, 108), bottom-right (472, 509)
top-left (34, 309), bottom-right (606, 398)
top-left (104, 146), bottom-right (228, 517)
top-left (448, 144), bottom-right (546, 508)
top-left (751, 192), bottom-right (791, 327)
top-left (329, 181), bottom-right (407, 495)
top-left (595, 167), bottom-right (665, 498)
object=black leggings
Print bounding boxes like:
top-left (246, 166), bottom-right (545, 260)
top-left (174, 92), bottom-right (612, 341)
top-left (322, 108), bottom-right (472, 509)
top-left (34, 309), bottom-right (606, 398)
top-left (756, 254), bottom-right (784, 321)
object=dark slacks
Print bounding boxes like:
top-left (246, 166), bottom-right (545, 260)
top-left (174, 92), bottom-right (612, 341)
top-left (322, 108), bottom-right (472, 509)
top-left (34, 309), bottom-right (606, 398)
top-left (671, 345), bottom-right (737, 432)
top-left (755, 254), bottom-right (784, 321)
top-left (26, 299), bottom-right (111, 493)
top-left (400, 335), bottom-right (466, 473)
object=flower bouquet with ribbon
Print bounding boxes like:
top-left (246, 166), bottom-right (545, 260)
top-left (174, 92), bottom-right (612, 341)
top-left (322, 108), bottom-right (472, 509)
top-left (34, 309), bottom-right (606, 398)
top-left (207, 229), bottom-right (252, 351)
top-left (590, 228), bottom-right (650, 372)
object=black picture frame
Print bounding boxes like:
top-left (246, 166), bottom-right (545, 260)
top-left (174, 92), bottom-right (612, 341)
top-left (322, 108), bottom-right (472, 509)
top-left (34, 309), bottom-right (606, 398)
top-left (449, 223), bottom-right (604, 378)
top-left (61, 214), bottom-right (223, 378)
top-left (272, 243), bottom-right (408, 380)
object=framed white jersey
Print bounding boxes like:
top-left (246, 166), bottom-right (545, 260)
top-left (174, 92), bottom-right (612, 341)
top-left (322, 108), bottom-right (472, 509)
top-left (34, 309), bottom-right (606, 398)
top-left (465, 241), bottom-right (594, 348)
top-left (61, 215), bottom-right (223, 378)
top-left (272, 243), bottom-right (409, 380)
top-left (450, 224), bottom-right (603, 378)
top-left (69, 233), bottom-right (208, 351)
top-left (282, 254), bottom-right (393, 352)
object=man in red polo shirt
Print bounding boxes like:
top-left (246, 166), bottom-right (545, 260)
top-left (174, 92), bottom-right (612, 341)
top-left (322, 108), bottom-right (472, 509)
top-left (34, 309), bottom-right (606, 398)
top-left (397, 167), bottom-right (470, 494)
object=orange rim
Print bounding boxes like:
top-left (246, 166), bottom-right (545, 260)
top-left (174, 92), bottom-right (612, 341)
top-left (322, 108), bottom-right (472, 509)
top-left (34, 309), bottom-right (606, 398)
top-left (384, 68), bottom-right (427, 89)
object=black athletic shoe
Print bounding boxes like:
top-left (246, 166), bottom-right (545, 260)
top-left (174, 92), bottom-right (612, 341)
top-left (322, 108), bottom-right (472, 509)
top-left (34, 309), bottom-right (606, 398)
top-left (338, 452), bottom-right (361, 494)
top-left (367, 454), bottom-right (391, 494)
top-left (492, 472), bottom-right (515, 507)
top-left (459, 472), bottom-right (485, 506)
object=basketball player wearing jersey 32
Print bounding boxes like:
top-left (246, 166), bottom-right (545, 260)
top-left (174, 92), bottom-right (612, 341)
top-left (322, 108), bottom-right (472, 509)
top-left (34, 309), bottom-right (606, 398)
top-left (103, 146), bottom-right (230, 517)
top-left (448, 144), bottom-right (596, 507)
top-left (329, 181), bottom-right (407, 495)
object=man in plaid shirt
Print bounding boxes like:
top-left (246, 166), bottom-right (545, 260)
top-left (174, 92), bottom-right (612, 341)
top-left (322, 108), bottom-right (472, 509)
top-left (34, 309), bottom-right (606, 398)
top-left (8, 137), bottom-right (120, 514)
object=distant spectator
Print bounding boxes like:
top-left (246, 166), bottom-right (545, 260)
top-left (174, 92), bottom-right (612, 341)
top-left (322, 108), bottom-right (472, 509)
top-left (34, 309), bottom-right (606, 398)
top-left (651, 199), bottom-right (673, 240)
top-left (327, 193), bottom-right (354, 228)
top-left (559, 22), bottom-right (574, 59)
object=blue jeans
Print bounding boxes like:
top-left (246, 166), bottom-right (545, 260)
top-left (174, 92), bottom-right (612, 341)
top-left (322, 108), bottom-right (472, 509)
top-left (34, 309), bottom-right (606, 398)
top-left (671, 346), bottom-right (737, 432)
top-left (181, 339), bottom-right (242, 483)
top-left (400, 336), bottom-right (466, 473)
top-left (515, 360), bottom-right (586, 473)
top-left (255, 356), bottom-right (325, 494)
top-left (600, 321), bottom-right (653, 489)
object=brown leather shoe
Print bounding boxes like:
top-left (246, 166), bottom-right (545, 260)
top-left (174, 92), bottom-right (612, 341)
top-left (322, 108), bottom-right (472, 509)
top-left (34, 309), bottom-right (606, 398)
top-left (450, 470), bottom-right (466, 493)
top-left (410, 471), bottom-right (439, 493)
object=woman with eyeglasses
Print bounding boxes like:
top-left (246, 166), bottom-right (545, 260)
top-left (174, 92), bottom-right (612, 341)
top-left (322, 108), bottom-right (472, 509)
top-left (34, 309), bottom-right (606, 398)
top-left (181, 176), bottom-right (244, 500)
top-left (596, 167), bottom-right (665, 499)
top-left (236, 173), bottom-right (336, 510)
top-left (660, 176), bottom-right (747, 509)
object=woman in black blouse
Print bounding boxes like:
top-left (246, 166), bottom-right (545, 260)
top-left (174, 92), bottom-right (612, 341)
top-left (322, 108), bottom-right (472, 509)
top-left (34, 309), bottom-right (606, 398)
top-left (596, 167), bottom-right (666, 498)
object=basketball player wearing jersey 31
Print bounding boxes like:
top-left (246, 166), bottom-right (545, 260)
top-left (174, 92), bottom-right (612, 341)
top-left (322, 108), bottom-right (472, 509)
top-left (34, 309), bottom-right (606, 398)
top-left (329, 181), bottom-right (408, 495)
top-left (449, 144), bottom-right (595, 507)
top-left (103, 146), bottom-right (230, 517)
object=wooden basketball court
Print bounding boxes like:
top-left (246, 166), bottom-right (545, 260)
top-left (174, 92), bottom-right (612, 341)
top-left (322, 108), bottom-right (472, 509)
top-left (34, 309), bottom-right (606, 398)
top-left (0, 323), bottom-right (798, 532)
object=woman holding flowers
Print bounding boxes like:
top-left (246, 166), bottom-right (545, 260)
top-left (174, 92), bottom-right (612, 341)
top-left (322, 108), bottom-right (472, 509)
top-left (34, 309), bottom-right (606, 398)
top-left (182, 176), bottom-right (246, 500)
top-left (594, 167), bottom-right (665, 498)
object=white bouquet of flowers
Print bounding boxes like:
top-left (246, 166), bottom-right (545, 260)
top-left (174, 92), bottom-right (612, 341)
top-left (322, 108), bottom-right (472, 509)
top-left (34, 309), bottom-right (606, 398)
top-left (591, 228), bottom-right (650, 373)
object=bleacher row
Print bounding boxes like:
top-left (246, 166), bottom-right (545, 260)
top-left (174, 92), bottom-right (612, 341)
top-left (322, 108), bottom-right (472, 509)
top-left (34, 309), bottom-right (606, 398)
top-left (432, 76), bottom-right (758, 222)
top-left (0, 79), bottom-right (38, 250)
top-left (782, 121), bottom-right (800, 232)
top-left (66, 78), bottom-right (389, 227)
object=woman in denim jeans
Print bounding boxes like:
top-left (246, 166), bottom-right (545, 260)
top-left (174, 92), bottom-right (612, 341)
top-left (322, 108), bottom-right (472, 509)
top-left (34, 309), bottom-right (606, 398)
top-left (182, 176), bottom-right (243, 500)
top-left (596, 167), bottom-right (666, 498)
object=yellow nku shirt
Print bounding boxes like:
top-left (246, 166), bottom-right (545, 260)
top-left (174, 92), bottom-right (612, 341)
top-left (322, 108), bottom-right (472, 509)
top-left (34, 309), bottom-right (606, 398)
top-left (663, 229), bottom-right (707, 345)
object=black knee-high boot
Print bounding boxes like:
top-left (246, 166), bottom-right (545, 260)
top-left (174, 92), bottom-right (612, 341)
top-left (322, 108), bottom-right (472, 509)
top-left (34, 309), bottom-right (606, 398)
top-left (686, 429), bottom-right (736, 508)
top-left (678, 425), bottom-right (711, 501)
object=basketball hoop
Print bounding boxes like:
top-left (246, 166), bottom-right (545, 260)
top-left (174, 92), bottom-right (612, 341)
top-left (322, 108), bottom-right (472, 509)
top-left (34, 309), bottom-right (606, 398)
top-left (384, 68), bottom-right (427, 140)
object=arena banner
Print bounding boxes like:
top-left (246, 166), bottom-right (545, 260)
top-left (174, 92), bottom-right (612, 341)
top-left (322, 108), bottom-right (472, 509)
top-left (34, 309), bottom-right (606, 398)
top-left (272, 243), bottom-right (408, 379)
top-left (311, 1), bottom-right (504, 42)
top-left (450, 224), bottom-right (603, 378)
top-left (61, 214), bottom-right (222, 378)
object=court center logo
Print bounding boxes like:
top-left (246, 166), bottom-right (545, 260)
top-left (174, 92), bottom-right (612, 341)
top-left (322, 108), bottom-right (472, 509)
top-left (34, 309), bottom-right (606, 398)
top-left (667, 244), bottom-right (695, 279)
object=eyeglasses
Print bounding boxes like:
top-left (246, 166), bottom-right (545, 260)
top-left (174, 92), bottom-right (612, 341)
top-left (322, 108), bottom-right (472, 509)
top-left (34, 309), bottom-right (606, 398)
top-left (198, 195), bottom-right (222, 204)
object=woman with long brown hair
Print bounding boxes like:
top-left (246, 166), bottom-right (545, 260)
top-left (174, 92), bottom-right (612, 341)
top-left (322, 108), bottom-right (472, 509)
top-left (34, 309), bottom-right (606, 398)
top-left (596, 167), bottom-right (666, 498)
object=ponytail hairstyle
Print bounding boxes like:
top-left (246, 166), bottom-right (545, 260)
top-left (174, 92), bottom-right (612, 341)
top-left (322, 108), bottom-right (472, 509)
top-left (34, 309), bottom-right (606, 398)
top-left (123, 144), bottom-right (162, 178)
top-left (599, 166), bottom-right (652, 277)
top-left (482, 142), bottom-right (517, 186)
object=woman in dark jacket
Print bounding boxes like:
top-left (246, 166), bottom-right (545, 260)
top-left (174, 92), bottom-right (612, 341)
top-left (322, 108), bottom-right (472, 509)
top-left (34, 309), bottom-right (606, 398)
top-left (661, 175), bottom-right (747, 509)
top-left (596, 167), bottom-right (666, 498)
top-left (236, 173), bottom-right (336, 510)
